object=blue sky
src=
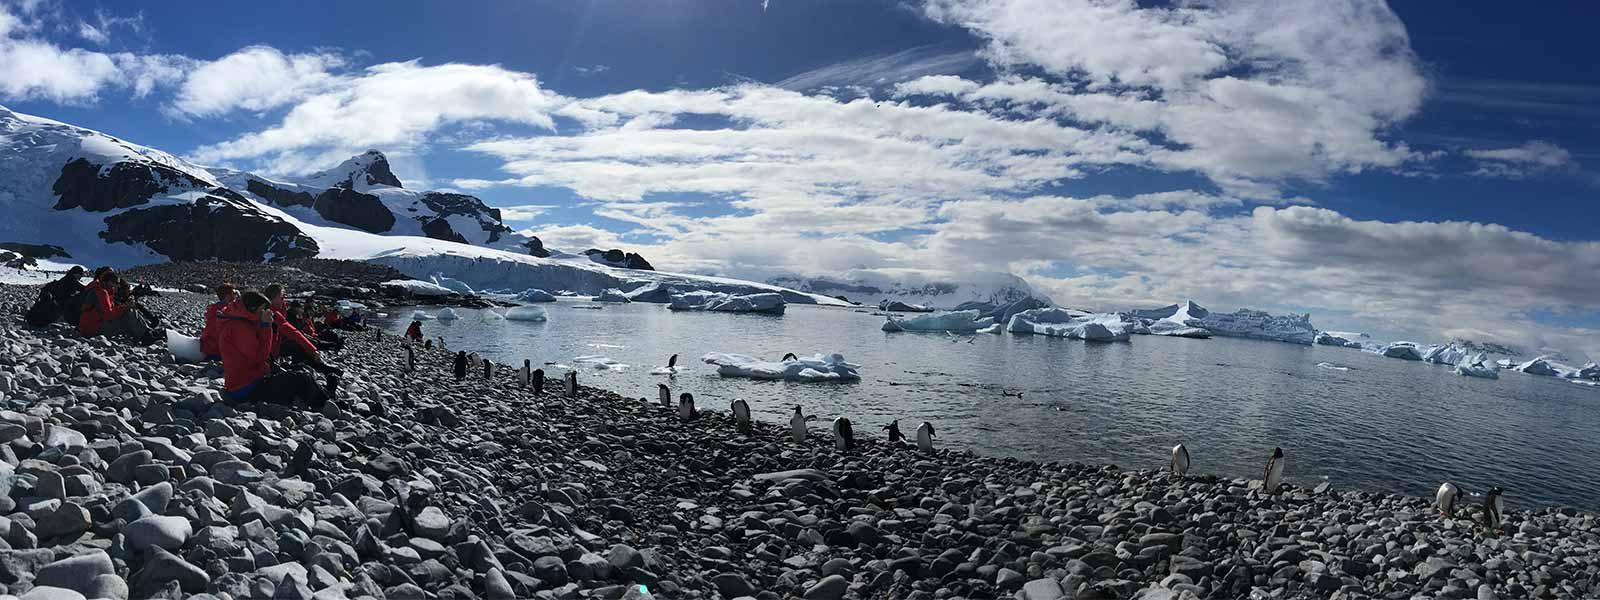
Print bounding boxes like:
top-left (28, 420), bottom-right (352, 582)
top-left (1, 0), bottom-right (1597, 356)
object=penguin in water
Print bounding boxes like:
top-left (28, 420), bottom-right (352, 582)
top-left (731, 399), bottom-right (752, 434)
top-left (1262, 447), bottom-right (1285, 494)
top-left (677, 392), bottom-right (696, 421)
top-left (790, 406), bottom-right (808, 443)
top-left (666, 354), bottom-right (678, 372)
top-left (1170, 443), bottom-right (1191, 477)
top-left (1436, 482), bottom-right (1460, 517)
top-left (657, 383), bottom-right (672, 408)
top-left (883, 420), bottom-right (907, 447)
top-left (915, 421), bottom-right (936, 452)
top-left (832, 417), bottom-right (854, 451)
top-left (453, 351), bottom-right (467, 380)
top-left (1480, 487), bottom-right (1504, 531)
top-left (781, 352), bottom-right (798, 362)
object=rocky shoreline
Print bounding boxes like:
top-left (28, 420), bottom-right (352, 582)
top-left (0, 284), bottom-right (1596, 600)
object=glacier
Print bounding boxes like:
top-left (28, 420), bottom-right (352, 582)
top-left (701, 352), bottom-right (861, 382)
top-left (668, 292), bottom-right (786, 314)
top-left (1380, 342), bottom-right (1425, 361)
top-left (881, 310), bottom-right (993, 332)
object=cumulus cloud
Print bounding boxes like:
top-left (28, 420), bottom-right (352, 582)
top-left (495, 204), bottom-right (554, 223)
top-left (0, 3), bottom-right (187, 103)
top-left (1465, 140), bottom-right (1574, 179)
top-left (170, 46), bottom-right (346, 117)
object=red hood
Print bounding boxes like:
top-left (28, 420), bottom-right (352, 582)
top-left (220, 299), bottom-right (259, 321)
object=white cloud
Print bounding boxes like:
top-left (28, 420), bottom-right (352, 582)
top-left (496, 204), bottom-right (554, 223)
top-left (1465, 140), bottom-right (1574, 179)
top-left (0, 3), bottom-right (186, 103)
top-left (170, 46), bottom-right (345, 117)
top-left (775, 44), bottom-right (980, 91)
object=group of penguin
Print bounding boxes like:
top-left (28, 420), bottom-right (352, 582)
top-left (655, 381), bottom-right (938, 452)
top-left (1169, 443), bottom-right (1504, 530)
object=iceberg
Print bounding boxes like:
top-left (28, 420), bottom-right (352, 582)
top-left (165, 330), bottom-right (205, 363)
top-left (1454, 352), bottom-right (1499, 379)
top-left (1422, 343), bottom-right (1472, 365)
top-left (878, 300), bottom-right (933, 313)
top-left (593, 288), bottom-right (631, 303)
top-left (381, 279), bottom-right (457, 297)
top-left (702, 352), bottom-right (861, 382)
top-left (515, 288), bottom-right (557, 303)
top-left (1130, 301), bottom-right (1311, 344)
top-left (1141, 301), bottom-right (1211, 338)
top-left (958, 296), bottom-right (1051, 327)
top-left (1569, 362), bottom-right (1599, 381)
top-left (434, 307), bottom-right (461, 321)
top-left (1315, 331), bottom-right (1366, 348)
top-left (505, 306), bottom-right (548, 321)
top-left (1007, 309), bottom-right (1131, 341)
top-left (881, 310), bottom-right (993, 332)
top-left (625, 282), bottom-right (676, 303)
top-left (976, 323), bottom-right (1002, 334)
top-left (1511, 356), bottom-right (1561, 377)
top-left (1380, 341), bottom-right (1424, 360)
top-left (668, 292), bottom-right (786, 314)
top-left (430, 274), bottom-right (474, 295)
top-left (409, 310), bottom-right (434, 321)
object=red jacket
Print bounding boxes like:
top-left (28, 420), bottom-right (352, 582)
top-left (405, 322), bottom-right (422, 340)
top-left (78, 280), bottom-right (128, 336)
top-left (323, 311), bottom-right (342, 326)
top-left (271, 309), bottom-right (318, 359)
top-left (199, 301), bottom-right (228, 357)
top-left (217, 300), bottom-right (274, 393)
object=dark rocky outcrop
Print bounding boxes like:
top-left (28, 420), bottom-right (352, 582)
top-left (355, 150), bottom-right (403, 188)
top-left (584, 248), bottom-right (654, 270)
top-left (313, 187), bottom-right (395, 233)
top-left (101, 193), bottom-right (319, 262)
top-left (245, 177), bottom-right (315, 208)
top-left (420, 218), bottom-right (469, 244)
top-left (524, 236), bottom-right (551, 258)
top-left (419, 192), bottom-right (513, 243)
top-left (0, 242), bottom-right (70, 259)
top-left (52, 158), bottom-right (211, 212)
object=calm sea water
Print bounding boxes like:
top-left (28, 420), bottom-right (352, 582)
top-left (371, 301), bottom-right (1600, 511)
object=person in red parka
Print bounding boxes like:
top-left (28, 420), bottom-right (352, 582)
top-left (199, 283), bottom-right (236, 360)
top-left (217, 291), bottom-right (331, 408)
top-left (261, 283), bottom-right (321, 362)
top-left (405, 320), bottom-right (423, 343)
top-left (78, 270), bottom-right (158, 342)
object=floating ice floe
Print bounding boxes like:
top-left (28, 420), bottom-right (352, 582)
top-left (976, 323), bottom-right (1002, 334)
top-left (668, 292), bottom-right (786, 314)
top-left (593, 288), bottom-right (631, 303)
top-left (625, 282), bottom-right (675, 303)
top-left (1423, 343), bottom-right (1472, 365)
top-left (165, 330), bottom-right (205, 363)
top-left (878, 300), bottom-right (933, 313)
top-left (515, 288), bottom-right (557, 303)
top-left (1511, 356), bottom-right (1561, 377)
top-left (702, 352), bottom-right (861, 382)
top-left (1568, 363), bottom-right (1599, 381)
top-left (1316, 362), bottom-right (1350, 371)
top-left (574, 355), bottom-right (628, 370)
top-left (1007, 309), bottom-right (1131, 341)
top-left (505, 306), bottom-right (548, 321)
top-left (1454, 352), bottom-right (1499, 379)
top-left (409, 310), bottom-right (434, 321)
top-left (430, 274), bottom-right (474, 295)
top-left (434, 307), bottom-right (461, 321)
top-left (382, 279), bottom-right (456, 297)
top-left (881, 310), bottom-right (993, 332)
top-left (1380, 342), bottom-right (1424, 361)
top-left (1315, 331), bottom-right (1366, 348)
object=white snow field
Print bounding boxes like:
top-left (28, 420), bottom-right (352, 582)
top-left (701, 352), bottom-right (861, 382)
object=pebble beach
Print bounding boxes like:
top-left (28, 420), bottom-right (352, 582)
top-left (0, 283), bottom-right (1597, 600)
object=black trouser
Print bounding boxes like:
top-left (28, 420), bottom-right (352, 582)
top-left (231, 370), bottom-right (328, 409)
top-left (316, 330), bottom-right (345, 352)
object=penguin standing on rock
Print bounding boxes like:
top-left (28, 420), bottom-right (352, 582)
top-left (657, 383), bottom-right (672, 408)
top-left (677, 393), bottom-right (696, 421)
top-left (884, 420), bottom-right (907, 447)
top-left (1436, 482), bottom-right (1460, 517)
top-left (1480, 487), bottom-right (1504, 531)
top-left (453, 351), bottom-right (468, 380)
top-left (731, 399), bottom-right (751, 434)
top-left (1262, 447), bottom-right (1285, 494)
top-left (1170, 444), bottom-right (1191, 477)
top-left (520, 360), bottom-right (531, 387)
top-left (790, 406), bottom-right (808, 443)
top-left (915, 421), bottom-right (936, 452)
top-left (832, 417), bottom-right (854, 451)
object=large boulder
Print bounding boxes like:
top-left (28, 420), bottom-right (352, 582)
top-left (313, 186), bottom-right (395, 233)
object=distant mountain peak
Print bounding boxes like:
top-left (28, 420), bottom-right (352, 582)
top-left (300, 150), bottom-right (402, 190)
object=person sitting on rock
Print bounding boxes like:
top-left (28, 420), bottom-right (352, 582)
top-left (405, 319), bottom-right (423, 343)
top-left (25, 266), bottom-right (85, 326)
top-left (199, 283), bottom-right (237, 360)
top-left (217, 291), bottom-right (333, 409)
top-left (78, 270), bottom-right (160, 343)
top-left (262, 284), bottom-right (344, 381)
top-left (291, 301), bottom-right (344, 353)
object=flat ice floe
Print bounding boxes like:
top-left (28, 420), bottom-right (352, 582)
top-left (668, 292), bottom-right (786, 314)
top-left (573, 355), bottom-right (628, 370)
top-left (505, 306), bottom-right (548, 321)
top-left (382, 279), bottom-right (457, 297)
top-left (702, 352), bottom-right (861, 382)
top-left (881, 310), bottom-right (993, 332)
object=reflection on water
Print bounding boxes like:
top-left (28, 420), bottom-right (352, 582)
top-left (374, 301), bottom-right (1600, 510)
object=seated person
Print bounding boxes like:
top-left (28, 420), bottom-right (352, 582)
top-left (199, 284), bottom-right (237, 360)
top-left (25, 266), bottom-right (85, 326)
top-left (217, 292), bottom-right (335, 409)
top-left (78, 270), bottom-right (160, 343)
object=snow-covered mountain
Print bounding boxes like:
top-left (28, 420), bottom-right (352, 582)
top-left (767, 269), bottom-right (1050, 309)
top-left (0, 106), bottom-right (844, 303)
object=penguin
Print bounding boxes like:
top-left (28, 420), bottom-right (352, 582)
top-left (424, 339), bottom-right (433, 350)
top-left (1171, 443), bottom-right (1191, 477)
top-left (1480, 487), bottom-right (1503, 531)
top-left (565, 371), bottom-right (578, 397)
top-left (781, 352), bottom-right (798, 362)
top-left (404, 345), bottom-right (415, 373)
top-left (1262, 447), bottom-right (1285, 494)
top-left (453, 351), bottom-right (467, 380)
top-left (731, 399), bottom-right (752, 434)
top-left (677, 392), bottom-right (696, 421)
top-left (482, 358), bottom-right (492, 379)
top-left (532, 369), bottom-right (545, 395)
top-left (915, 421), bottom-right (935, 452)
top-left (667, 354), bottom-right (678, 371)
top-left (883, 420), bottom-right (907, 447)
top-left (832, 417), bottom-right (854, 451)
top-left (657, 383), bottom-right (672, 408)
top-left (520, 360), bottom-right (531, 387)
top-left (790, 406), bottom-right (807, 443)
top-left (1436, 482), bottom-right (1460, 517)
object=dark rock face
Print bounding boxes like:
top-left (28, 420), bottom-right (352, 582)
top-left (0, 242), bottom-right (71, 259)
top-left (420, 218), bottom-right (469, 244)
top-left (584, 248), bottom-right (654, 271)
top-left (101, 193), bottom-right (319, 262)
top-left (358, 151), bottom-right (403, 188)
top-left (419, 192), bottom-right (512, 243)
top-left (245, 178), bottom-right (315, 208)
top-left (313, 187), bottom-right (395, 233)
top-left (525, 236), bottom-right (551, 258)
top-left (52, 158), bottom-right (210, 212)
